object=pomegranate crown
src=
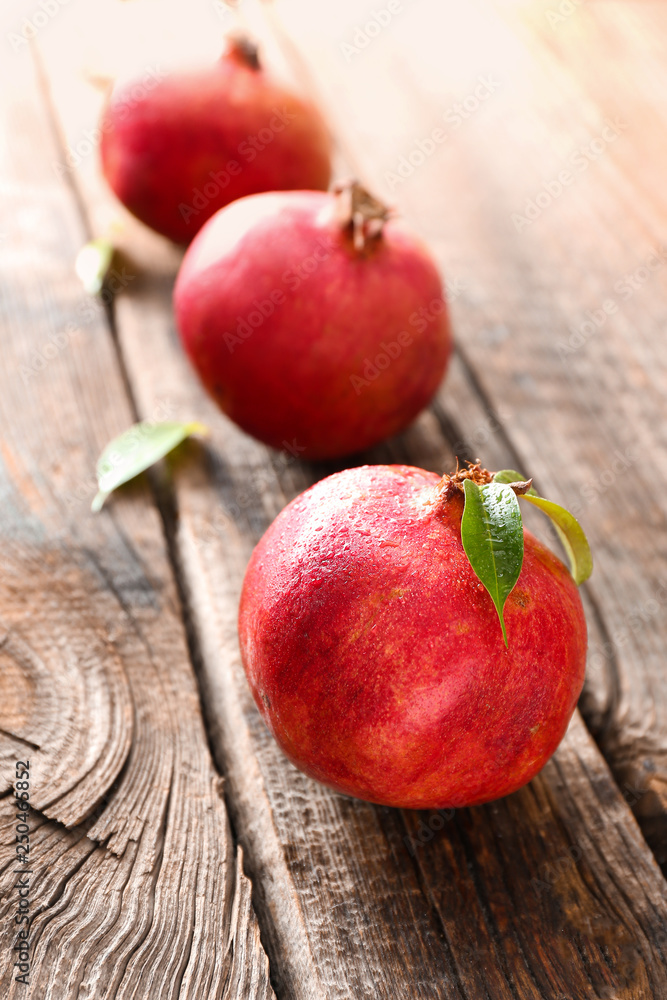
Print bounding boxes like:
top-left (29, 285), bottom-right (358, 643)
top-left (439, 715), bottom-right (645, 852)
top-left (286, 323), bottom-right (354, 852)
top-left (441, 460), bottom-right (592, 647)
top-left (224, 35), bottom-right (261, 71)
top-left (333, 180), bottom-right (393, 253)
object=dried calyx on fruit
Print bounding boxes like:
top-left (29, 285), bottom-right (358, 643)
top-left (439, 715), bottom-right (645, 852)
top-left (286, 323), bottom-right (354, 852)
top-left (227, 34), bottom-right (261, 71)
top-left (332, 179), bottom-right (393, 252)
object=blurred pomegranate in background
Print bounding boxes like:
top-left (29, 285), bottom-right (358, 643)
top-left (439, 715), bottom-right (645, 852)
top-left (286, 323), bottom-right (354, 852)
top-left (99, 37), bottom-right (332, 243)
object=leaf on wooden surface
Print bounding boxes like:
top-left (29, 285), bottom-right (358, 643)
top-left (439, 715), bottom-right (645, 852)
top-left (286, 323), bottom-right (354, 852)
top-left (461, 480), bottom-right (524, 646)
top-left (92, 421), bottom-right (207, 512)
top-left (75, 237), bottom-right (115, 295)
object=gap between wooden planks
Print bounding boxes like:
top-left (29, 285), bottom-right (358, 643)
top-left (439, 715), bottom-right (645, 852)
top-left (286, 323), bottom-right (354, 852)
top-left (0, 37), bottom-right (273, 1000)
top-left (33, 0), bottom-right (667, 997)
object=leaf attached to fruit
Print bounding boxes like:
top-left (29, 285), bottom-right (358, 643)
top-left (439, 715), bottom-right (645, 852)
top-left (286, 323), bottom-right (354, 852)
top-left (461, 480), bottom-right (524, 647)
top-left (493, 470), bottom-right (593, 586)
top-left (492, 469), bottom-right (538, 495)
top-left (458, 468), bottom-right (593, 645)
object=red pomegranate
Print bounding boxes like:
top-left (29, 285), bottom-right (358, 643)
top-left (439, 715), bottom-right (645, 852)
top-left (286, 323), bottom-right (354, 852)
top-left (174, 182), bottom-right (453, 459)
top-left (238, 463), bottom-right (588, 809)
top-left (99, 38), bottom-right (332, 243)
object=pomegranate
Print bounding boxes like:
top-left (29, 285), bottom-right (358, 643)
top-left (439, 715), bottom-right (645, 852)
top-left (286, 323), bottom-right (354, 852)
top-left (173, 182), bottom-right (452, 459)
top-left (238, 463), bottom-right (590, 809)
top-left (99, 38), bottom-right (332, 243)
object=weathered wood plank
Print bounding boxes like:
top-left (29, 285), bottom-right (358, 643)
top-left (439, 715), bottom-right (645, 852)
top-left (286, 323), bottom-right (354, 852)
top-left (484, 0), bottom-right (667, 856)
top-left (0, 43), bottom-right (273, 999)
top-left (35, 1), bottom-right (667, 996)
top-left (266, 0), bottom-right (667, 866)
top-left (109, 299), bottom-right (667, 997)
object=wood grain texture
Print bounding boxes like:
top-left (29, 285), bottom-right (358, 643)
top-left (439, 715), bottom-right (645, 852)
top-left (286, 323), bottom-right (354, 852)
top-left (0, 44), bottom-right (273, 1000)
top-left (107, 277), bottom-right (667, 1000)
top-left (32, 2), bottom-right (667, 996)
top-left (264, 0), bottom-right (667, 867)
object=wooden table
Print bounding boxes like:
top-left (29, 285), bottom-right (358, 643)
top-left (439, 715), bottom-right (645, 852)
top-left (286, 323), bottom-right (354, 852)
top-left (2, 0), bottom-right (667, 996)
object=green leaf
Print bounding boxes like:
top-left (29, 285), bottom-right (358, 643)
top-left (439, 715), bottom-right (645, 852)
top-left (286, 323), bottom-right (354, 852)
top-left (493, 469), bottom-right (538, 496)
top-left (75, 238), bottom-right (114, 296)
top-left (92, 421), bottom-right (207, 512)
top-left (522, 495), bottom-right (593, 585)
top-left (492, 470), bottom-right (592, 583)
top-left (461, 480), bottom-right (524, 647)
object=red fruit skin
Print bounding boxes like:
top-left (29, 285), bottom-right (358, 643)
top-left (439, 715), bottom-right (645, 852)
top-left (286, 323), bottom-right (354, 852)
top-left (99, 46), bottom-right (332, 243)
top-left (239, 465), bottom-right (588, 809)
top-left (174, 191), bottom-right (452, 459)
